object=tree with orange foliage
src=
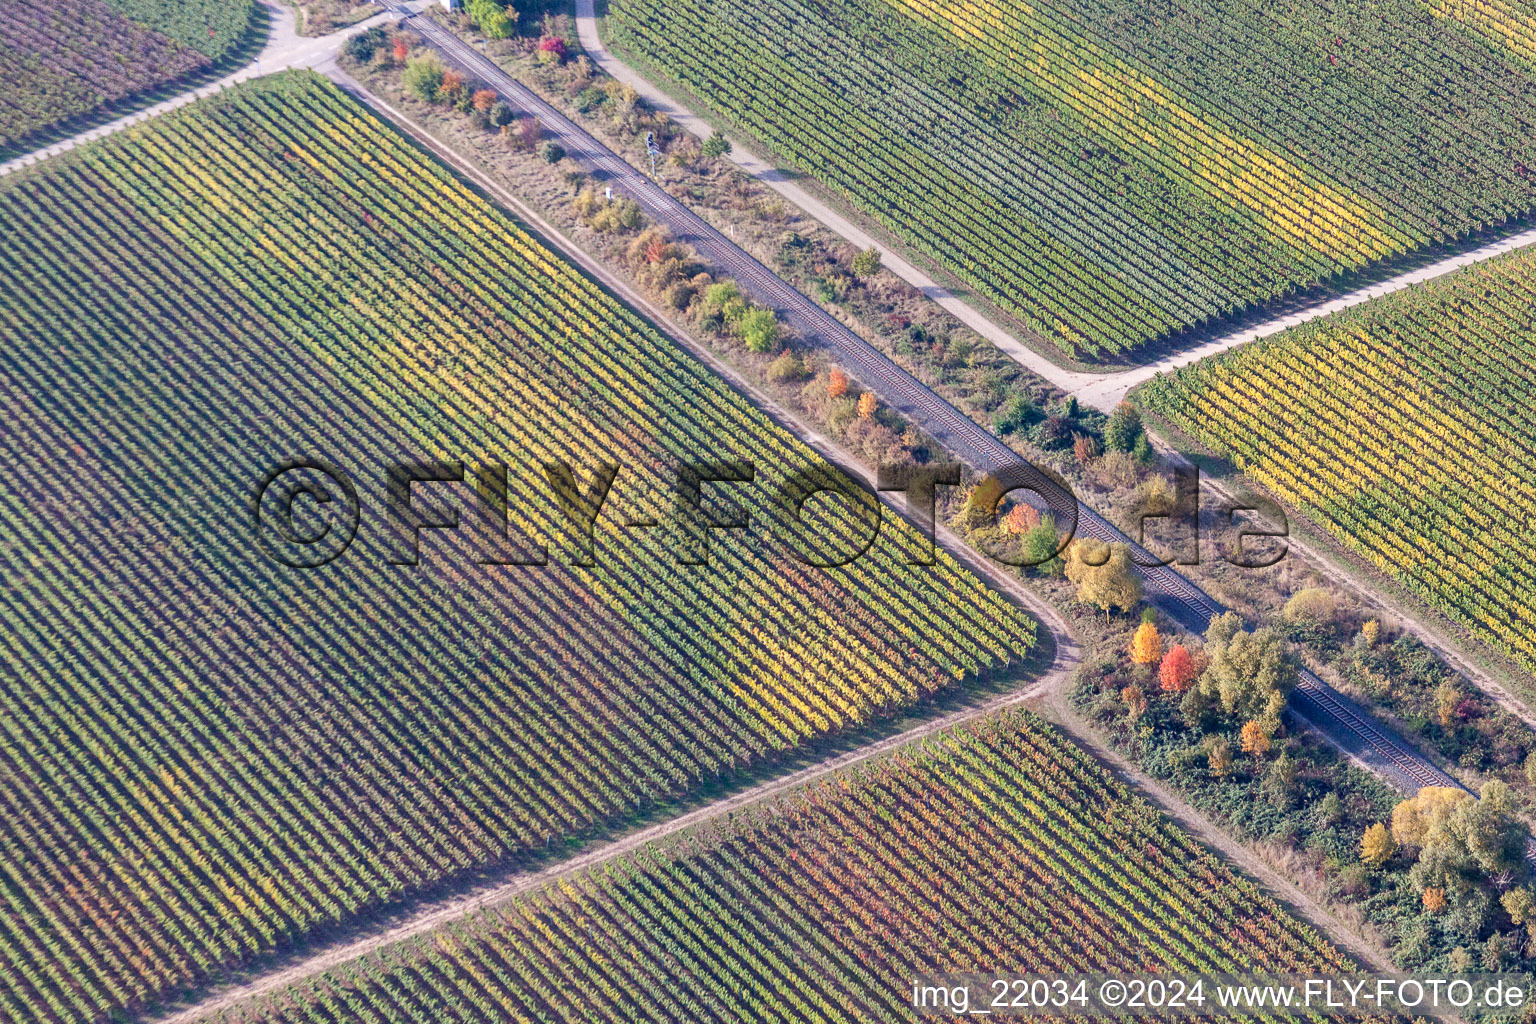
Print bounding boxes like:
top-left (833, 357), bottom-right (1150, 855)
top-left (827, 368), bottom-right (849, 398)
top-left (1002, 503), bottom-right (1038, 535)
top-left (1159, 644), bottom-right (1195, 692)
top-left (1130, 621), bottom-right (1161, 665)
top-left (440, 70), bottom-right (466, 99)
top-left (856, 392), bottom-right (876, 419)
top-left (392, 36), bottom-right (409, 62)
top-left (472, 89), bottom-right (498, 112)
top-left (1240, 719), bottom-right (1271, 756)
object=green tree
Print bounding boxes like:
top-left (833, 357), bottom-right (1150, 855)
top-left (850, 246), bottom-right (882, 278)
top-left (737, 307), bottom-right (779, 353)
top-left (403, 55), bottom-right (446, 103)
top-left (1103, 401), bottom-right (1143, 453)
top-left (1195, 612), bottom-right (1295, 731)
top-left (701, 132), bottom-right (732, 159)
top-left (1315, 791), bottom-right (1343, 827)
top-left (466, 0), bottom-right (514, 38)
top-left (1021, 517), bottom-right (1063, 576)
top-left (539, 141), bottom-right (566, 163)
top-left (1261, 751), bottom-right (1297, 810)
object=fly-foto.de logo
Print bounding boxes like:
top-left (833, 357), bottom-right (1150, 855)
top-left (250, 458), bottom-right (1284, 571)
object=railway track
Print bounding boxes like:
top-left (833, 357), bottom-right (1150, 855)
top-left (380, 1), bottom-right (1461, 796)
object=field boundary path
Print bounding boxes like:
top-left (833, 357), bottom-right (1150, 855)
top-left (0, 0), bottom-right (432, 179)
top-left (385, 0), bottom-right (1457, 797)
top-left (573, 0), bottom-right (1536, 414)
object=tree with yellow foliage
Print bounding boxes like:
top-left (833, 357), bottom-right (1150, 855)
top-left (1391, 786), bottom-right (1473, 849)
top-left (1391, 781), bottom-right (1521, 879)
top-left (1360, 823), bottom-right (1396, 867)
top-left (856, 392), bottom-right (877, 419)
top-left (827, 368), bottom-right (849, 398)
top-left (1064, 539), bottom-right (1142, 617)
top-left (1239, 719), bottom-right (1271, 756)
top-left (1130, 621), bottom-right (1162, 665)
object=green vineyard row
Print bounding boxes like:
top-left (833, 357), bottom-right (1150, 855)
top-left (1143, 242), bottom-right (1536, 680)
top-left (606, 0), bottom-right (1536, 356)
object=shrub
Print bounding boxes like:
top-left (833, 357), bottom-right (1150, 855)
top-left (991, 393), bottom-right (1038, 435)
top-left (850, 246), bottom-right (882, 278)
top-left (1135, 474), bottom-right (1178, 516)
top-left (1283, 587), bottom-right (1337, 625)
top-left (1021, 519), bottom-right (1063, 576)
top-left (737, 307), bottom-right (779, 353)
top-left (403, 55), bottom-right (446, 103)
top-left (540, 141), bottom-right (566, 163)
top-left (1094, 449), bottom-right (1141, 490)
top-left (1028, 415), bottom-right (1071, 450)
top-left (537, 36), bottom-right (569, 63)
top-left (701, 132), bottom-right (732, 159)
top-left (766, 351), bottom-right (807, 383)
top-left (437, 69), bottom-right (467, 105)
top-left (344, 27), bottom-right (388, 63)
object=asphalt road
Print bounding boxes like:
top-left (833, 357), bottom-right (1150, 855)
top-left (380, 1), bottom-right (1456, 795)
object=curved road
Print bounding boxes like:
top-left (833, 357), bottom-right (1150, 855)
top-left (388, 1), bottom-right (1454, 795)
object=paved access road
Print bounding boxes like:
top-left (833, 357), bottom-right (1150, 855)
top-left (385, 2), bottom-right (1455, 795)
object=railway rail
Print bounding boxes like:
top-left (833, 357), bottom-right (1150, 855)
top-left (380, 0), bottom-right (1462, 796)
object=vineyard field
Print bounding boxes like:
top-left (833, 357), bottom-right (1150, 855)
top-left (1142, 242), bottom-right (1536, 681)
top-left (0, 0), bottom-right (255, 154)
top-left (210, 711), bottom-right (1353, 1024)
top-left (0, 70), bottom-right (1036, 1024)
top-left (606, 0), bottom-right (1536, 358)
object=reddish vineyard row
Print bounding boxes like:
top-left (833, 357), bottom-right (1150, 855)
top-left (212, 712), bottom-right (1352, 1024)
